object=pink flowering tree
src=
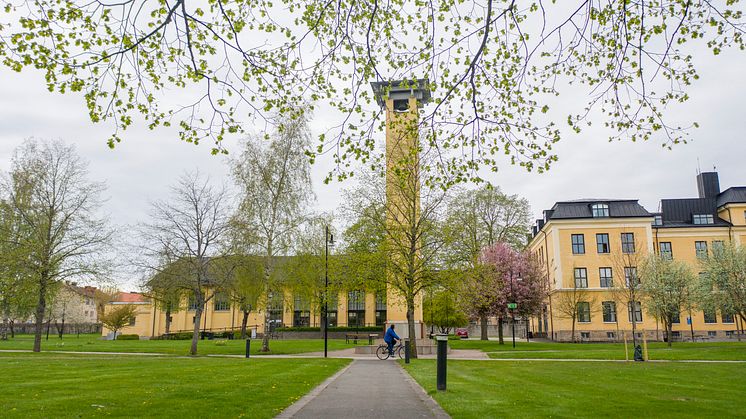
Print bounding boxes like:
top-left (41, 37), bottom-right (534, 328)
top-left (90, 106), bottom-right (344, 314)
top-left (462, 242), bottom-right (545, 343)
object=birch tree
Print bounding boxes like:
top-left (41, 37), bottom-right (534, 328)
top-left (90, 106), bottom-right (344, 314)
top-left (0, 139), bottom-right (112, 352)
top-left (231, 114), bottom-right (313, 352)
top-left (140, 172), bottom-right (234, 355)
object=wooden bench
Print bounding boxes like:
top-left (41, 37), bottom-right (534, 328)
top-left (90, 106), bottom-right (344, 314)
top-left (345, 333), bottom-right (379, 345)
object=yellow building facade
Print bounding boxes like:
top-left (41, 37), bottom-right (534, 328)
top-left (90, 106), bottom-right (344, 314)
top-left (102, 289), bottom-right (392, 338)
top-left (529, 172), bottom-right (746, 342)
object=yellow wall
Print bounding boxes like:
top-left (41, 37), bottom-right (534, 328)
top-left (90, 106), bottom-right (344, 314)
top-left (529, 216), bottom-right (744, 341)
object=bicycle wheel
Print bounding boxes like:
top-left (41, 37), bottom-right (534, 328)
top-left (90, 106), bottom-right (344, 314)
top-left (396, 345), bottom-right (405, 359)
top-left (375, 345), bottom-right (389, 360)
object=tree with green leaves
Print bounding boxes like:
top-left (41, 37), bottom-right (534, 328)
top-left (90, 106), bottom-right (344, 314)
top-left (231, 113), bottom-right (314, 352)
top-left (423, 284), bottom-right (468, 335)
top-left (444, 186), bottom-right (531, 265)
top-left (100, 304), bottom-right (138, 340)
top-left (229, 256), bottom-right (264, 339)
top-left (2, 1), bottom-right (742, 186)
top-left (142, 269), bottom-right (184, 336)
top-left (0, 139), bottom-right (113, 352)
top-left (342, 169), bottom-right (447, 358)
top-left (700, 242), bottom-right (746, 341)
top-left (639, 254), bottom-right (696, 347)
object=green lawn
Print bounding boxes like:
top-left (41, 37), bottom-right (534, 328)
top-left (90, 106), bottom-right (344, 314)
top-left (0, 334), bottom-right (356, 356)
top-left (1, 353), bottom-right (348, 418)
top-left (404, 360), bottom-right (746, 418)
top-left (449, 339), bottom-right (746, 360)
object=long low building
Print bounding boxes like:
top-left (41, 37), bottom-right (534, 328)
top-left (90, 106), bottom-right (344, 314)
top-left (528, 171), bottom-right (746, 342)
top-left (103, 289), bottom-right (411, 339)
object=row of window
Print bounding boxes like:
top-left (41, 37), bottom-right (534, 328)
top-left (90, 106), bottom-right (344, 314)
top-left (575, 301), bottom-right (641, 323)
top-left (573, 267), bottom-right (637, 288)
top-left (187, 291), bottom-right (388, 328)
top-left (575, 301), bottom-right (735, 324)
top-left (571, 233), bottom-right (636, 255)
top-left (658, 240), bottom-right (725, 260)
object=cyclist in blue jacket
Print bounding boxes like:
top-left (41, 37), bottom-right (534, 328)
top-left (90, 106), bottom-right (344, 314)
top-left (384, 324), bottom-right (401, 356)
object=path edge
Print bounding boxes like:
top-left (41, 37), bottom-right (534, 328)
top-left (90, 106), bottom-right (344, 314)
top-left (398, 362), bottom-right (451, 419)
top-left (275, 359), bottom-right (355, 419)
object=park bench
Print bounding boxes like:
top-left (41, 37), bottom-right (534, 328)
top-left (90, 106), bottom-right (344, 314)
top-left (345, 333), bottom-right (379, 345)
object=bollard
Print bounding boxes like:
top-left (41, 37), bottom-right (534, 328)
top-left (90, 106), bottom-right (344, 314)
top-left (404, 339), bottom-right (411, 364)
top-left (436, 334), bottom-right (448, 391)
top-left (245, 338), bottom-right (250, 359)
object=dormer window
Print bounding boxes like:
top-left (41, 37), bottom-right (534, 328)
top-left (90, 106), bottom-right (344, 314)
top-left (653, 215), bottom-right (663, 226)
top-left (692, 214), bottom-right (714, 225)
top-left (591, 203), bottom-right (609, 218)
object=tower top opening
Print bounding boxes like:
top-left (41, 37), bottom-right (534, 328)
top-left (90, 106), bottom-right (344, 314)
top-left (370, 79), bottom-right (432, 110)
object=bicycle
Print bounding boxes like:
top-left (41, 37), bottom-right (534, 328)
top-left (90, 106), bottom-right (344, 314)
top-left (376, 341), bottom-right (405, 360)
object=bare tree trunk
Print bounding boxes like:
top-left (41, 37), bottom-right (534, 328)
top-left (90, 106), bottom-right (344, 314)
top-left (479, 314), bottom-right (488, 341)
top-left (33, 281), bottom-right (48, 352)
top-left (0, 318), bottom-right (7, 341)
top-left (10, 320), bottom-right (14, 338)
top-left (164, 306), bottom-right (172, 335)
top-left (190, 304), bottom-right (203, 356)
top-left (498, 316), bottom-right (504, 345)
top-left (571, 317), bottom-right (576, 343)
top-left (241, 310), bottom-right (250, 339)
top-left (666, 319), bottom-right (673, 348)
top-left (689, 309), bottom-right (695, 342)
top-left (406, 296), bottom-right (418, 359)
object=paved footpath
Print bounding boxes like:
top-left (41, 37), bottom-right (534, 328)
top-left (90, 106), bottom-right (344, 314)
top-left (277, 359), bottom-right (450, 419)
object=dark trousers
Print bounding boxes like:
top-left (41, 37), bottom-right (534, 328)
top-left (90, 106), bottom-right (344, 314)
top-left (387, 341), bottom-right (394, 355)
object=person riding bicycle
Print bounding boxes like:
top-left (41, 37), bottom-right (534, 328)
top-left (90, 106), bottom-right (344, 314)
top-left (383, 324), bottom-right (401, 357)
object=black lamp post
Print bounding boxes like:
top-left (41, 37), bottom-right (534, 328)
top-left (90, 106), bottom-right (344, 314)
top-left (324, 226), bottom-right (334, 358)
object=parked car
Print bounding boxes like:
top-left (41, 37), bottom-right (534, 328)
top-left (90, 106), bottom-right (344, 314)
top-left (455, 328), bottom-right (469, 339)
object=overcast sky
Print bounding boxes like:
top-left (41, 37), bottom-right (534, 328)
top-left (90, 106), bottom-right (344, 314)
top-left (1, 35), bottom-right (745, 290)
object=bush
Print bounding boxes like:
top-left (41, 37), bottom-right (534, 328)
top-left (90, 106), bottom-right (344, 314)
top-left (117, 334), bottom-right (139, 340)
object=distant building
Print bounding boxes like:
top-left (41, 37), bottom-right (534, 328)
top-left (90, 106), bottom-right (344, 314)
top-left (529, 171), bottom-right (746, 342)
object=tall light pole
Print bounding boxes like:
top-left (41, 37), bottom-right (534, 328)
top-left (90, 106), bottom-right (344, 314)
top-left (324, 226), bottom-right (334, 358)
top-left (509, 271), bottom-right (516, 348)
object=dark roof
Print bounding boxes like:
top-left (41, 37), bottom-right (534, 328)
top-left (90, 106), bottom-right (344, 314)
top-left (547, 200), bottom-right (651, 220)
top-left (717, 187), bottom-right (746, 207)
top-left (658, 198), bottom-right (730, 228)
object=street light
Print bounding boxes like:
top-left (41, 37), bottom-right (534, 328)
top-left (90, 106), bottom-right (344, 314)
top-left (324, 226), bottom-right (335, 358)
top-left (508, 273), bottom-right (522, 349)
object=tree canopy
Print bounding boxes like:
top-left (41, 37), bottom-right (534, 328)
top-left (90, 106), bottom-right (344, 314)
top-left (3, 1), bottom-right (743, 186)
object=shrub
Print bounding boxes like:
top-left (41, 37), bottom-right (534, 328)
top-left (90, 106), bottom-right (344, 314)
top-left (117, 334), bottom-right (139, 340)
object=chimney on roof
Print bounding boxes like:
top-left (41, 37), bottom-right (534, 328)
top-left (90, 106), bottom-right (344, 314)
top-left (697, 171), bottom-right (720, 199)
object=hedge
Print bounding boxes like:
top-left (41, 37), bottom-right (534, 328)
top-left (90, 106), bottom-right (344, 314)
top-left (117, 334), bottom-right (140, 340)
top-left (275, 326), bottom-right (383, 333)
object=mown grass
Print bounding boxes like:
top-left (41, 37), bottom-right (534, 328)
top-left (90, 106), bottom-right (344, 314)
top-left (0, 353), bottom-right (349, 418)
top-left (448, 339), bottom-right (746, 360)
top-left (404, 359), bottom-right (746, 418)
top-left (0, 333), bottom-right (356, 356)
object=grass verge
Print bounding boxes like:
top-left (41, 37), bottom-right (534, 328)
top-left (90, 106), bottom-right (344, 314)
top-left (0, 353), bottom-right (349, 418)
top-left (0, 334), bottom-right (356, 356)
top-left (403, 359), bottom-right (746, 418)
top-left (448, 339), bottom-right (746, 360)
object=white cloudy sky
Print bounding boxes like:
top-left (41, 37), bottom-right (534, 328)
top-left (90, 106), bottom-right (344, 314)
top-left (1, 26), bottom-right (745, 290)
